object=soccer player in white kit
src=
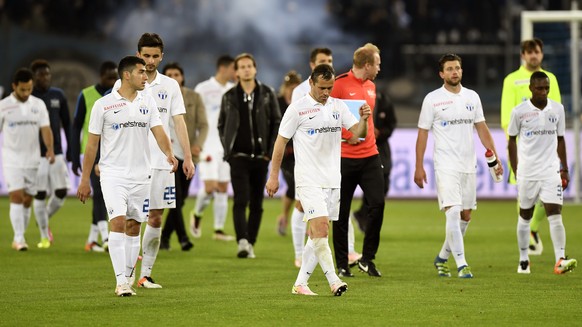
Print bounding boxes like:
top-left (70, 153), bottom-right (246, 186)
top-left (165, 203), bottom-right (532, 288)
top-left (414, 54), bottom-right (502, 279)
top-left (266, 64), bottom-right (370, 296)
top-left (507, 71), bottom-right (577, 275)
top-left (111, 33), bottom-right (195, 288)
top-left (191, 55), bottom-right (236, 241)
top-left (0, 68), bottom-right (55, 251)
top-left (77, 56), bottom-right (177, 297)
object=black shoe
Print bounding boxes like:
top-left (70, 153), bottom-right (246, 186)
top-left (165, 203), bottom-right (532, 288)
top-left (159, 239), bottom-right (170, 250)
top-left (358, 260), bottom-right (382, 277)
top-left (338, 267), bottom-right (354, 278)
top-left (180, 240), bottom-right (194, 251)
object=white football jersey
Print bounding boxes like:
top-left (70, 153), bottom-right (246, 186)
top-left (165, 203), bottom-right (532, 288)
top-left (0, 94), bottom-right (50, 168)
top-left (507, 99), bottom-right (565, 180)
top-left (194, 77), bottom-right (234, 154)
top-left (279, 94), bottom-right (358, 188)
top-left (291, 78), bottom-right (310, 103)
top-left (418, 85), bottom-right (485, 173)
top-left (89, 90), bottom-right (162, 183)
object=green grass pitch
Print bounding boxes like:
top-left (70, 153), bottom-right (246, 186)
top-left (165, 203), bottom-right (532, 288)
top-left (1, 197), bottom-right (580, 326)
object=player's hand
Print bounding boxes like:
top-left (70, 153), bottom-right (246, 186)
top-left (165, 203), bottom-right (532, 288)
top-left (77, 180), bottom-right (91, 204)
top-left (46, 149), bottom-right (55, 164)
top-left (183, 157), bottom-right (195, 180)
top-left (561, 170), bottom-right (570, 190)
top-left (72, 161), bottom-right (81, 176)
top-left (494, 160), bottom-right (504, 178)
top-left (265, 176), bottom-right (279, 197)
top-left (346, 134), bottom-right (361, 145)
top-left (168, 155), bottom-right (179, 173)
top-left (359, 103), bottom-right (371, 120)
top-left (414, 167), bottom-right (427, 189)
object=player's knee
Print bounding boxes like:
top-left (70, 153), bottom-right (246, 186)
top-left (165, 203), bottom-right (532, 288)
top-left (35, 191), bottom-right (47, 200)
top-left (460, 210), bottom-right (472, 222)
top-left (54, 189), bottom-right (67, 199)
top-left (545, 205), bottom-right (561, 216)
top-left (295, 201), bottom-right (304, 212)
top-left (519, 208), bottom-right (534, 220)
top-left (148, 211), bottom-right (163, 227)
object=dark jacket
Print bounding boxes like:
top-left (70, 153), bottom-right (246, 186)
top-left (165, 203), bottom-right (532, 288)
top-left (374, 90), bottom-right (397, 174)
top-left (218, 80), bottom-right (281, 161)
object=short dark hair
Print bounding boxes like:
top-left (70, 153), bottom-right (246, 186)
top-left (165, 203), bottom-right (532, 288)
top-left (234, 53), bottom-right (256, 70)
top-left (530, 71), bottom-right (549, 83)
top-left (309, 48), bottom-right (332, 63)
top-left (99, 61), bottom-right (117, 76)
top-left (118, 56), bottom-right (146, 79)
top-left (162, 62), bottom-right (185, 85)
top-left (438, 53), bottom-right (462, 72)
top-left (30, 59), bottom-right (50, 73)
top-left (216, 55), bottom-right (234, 69)
top-left (521, 38), bottom-right (543, 54)
top-left (310, 64), bottom-right (335, 84)
top-left (137, 33), bottom-right (164, 53)
top-left (13, 68), bottom-right (34, 84)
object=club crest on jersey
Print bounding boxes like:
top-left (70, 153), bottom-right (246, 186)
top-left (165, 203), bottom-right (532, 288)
top-left (548, 114), bottom-right (557, 123)
top-left (139, 105), bottom-right (149, 115)
top-left (158, 90), bottom-right (168, 100)
top-left (332, 110), bottom-right (340, 120)
top-left (465, 103), bottom-right (475, 112)
top-left (31, 106), bottom-right (39, 114)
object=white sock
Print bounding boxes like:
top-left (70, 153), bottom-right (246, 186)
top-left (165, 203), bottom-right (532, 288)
top-left (312, 237), bottom-right (340, 286)
top-left (47, 195), bottom-right (65, 218)
top-left (97, 221), bottom-right (109, 242)
top-left (108, 232), bottom-right (127, 285)
top-left (294, 238), bottom-right (318, 286)
top-left (348, 217), bottom-right (356, 254)
top-left (439, 219), bottom-right (470, 260)
top-left (194, 189), bottom-right (213, 215)
top-left (213, 192), bottom-right (228, 230)
top-left (9, 203), bottom-right (25, 243)
top-left (23, 206), bottom-right (31, 230)
top-left (517, 216), bottom-right (530, 262)
top-left (445, 206), bottom-right (467, 268)
top-left (33, 199), bottom-right (49, 239)
top-left (291, 208), bottom-right (306, 259)
top-left (548, 214), bottom-right (566, 262)
top-left (140, 225), bottom-right (161, 278)
top-left (125, 234), bottom-right (141, 280)
top-left (87, 224), bottom-right (99, 244)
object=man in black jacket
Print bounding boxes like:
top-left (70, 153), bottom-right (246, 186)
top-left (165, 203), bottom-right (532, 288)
top-left (218, 53), bottom-right (281, 258)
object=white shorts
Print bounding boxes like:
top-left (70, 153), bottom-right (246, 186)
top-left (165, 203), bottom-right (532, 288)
top-left (296, 186), bottom-right (340, 221)
top-left (435, 170), bottom-right (477, 211)
top-left (198, 151), bottom-right (230, 182)
top-left (517, 175), bottom-right (563, 208)
top-left (3, 167), bottom-right (38, 194)
top-left (101, 179), bottom-right (150, 222)
top-left (149, 168), bottom-right (176, 209)
top-left (36, 154), bottom-right (71, 192)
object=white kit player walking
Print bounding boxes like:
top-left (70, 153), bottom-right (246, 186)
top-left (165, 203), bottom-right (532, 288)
top-left (266, 64), bottom-right (370, 296)
top-left (414, 54), bottom-right (502, 279)
top-left (507, 71), bottom-right (577, 275)
top-left (1, 68), bottom-right (54, 251)
top-left (112, 34), bottom-right (195, 289)
top-left (77, 56), bottom-right (177, 297)
top-left (191, 55), bottom-right (236, 241)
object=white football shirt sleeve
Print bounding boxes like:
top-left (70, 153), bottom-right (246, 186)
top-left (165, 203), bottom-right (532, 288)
top-left (88, 99), bottom-right (104, 135)
top-left (148, 96), bottom-right (163, 129)
top-left (474, 93), bottom-right (486, 123)
top-left (507, 107), bottom-right (519, 137)
top-left (278, 104), bottom-right (298, 139)
top-left (38, 100), bottom-right (50, 127)
top-left (417, 94), bottom-right (434, 130)
top-left (169, 79), bottom-right (186, 116)
top-left (557, 104), bottom-right (566, 136)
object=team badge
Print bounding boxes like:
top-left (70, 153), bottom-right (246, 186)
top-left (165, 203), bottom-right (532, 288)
top-left (158, 90), bottom-right (168, 100)
top-left (548, 114), bottom-right (557, 123)
top-left (31, 107), bottom-right (39, 114)
top-left (332, 111), bottom-right (340, 120)
top-left (139, 105), bottom-right (149, 115)
top-left (465, 103), bottom-right (475, 112)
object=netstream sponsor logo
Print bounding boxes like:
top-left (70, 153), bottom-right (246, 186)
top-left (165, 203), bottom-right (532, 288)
top-left (112, 121), bottom-right (148, 130)
top-left (524, 129), bottom-right (556, 138)
top-left (440, 118), bottom-right (473, 127)
top-left (307, 126), bottom-right (341, 135)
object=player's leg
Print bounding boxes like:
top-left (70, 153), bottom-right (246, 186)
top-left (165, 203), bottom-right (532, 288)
top-left (46, 155), bottom-right (70, 219)
top-left (334, 158), bottom-right (359, 277)
top-left (246, 159), bottom-right (269, 258)
top-left (33, 160), bottom-right (50, 244)
top-left (229, 157), bottom-right (252, 257)
top-left (191, 159), bottom-right (216, 237)
top-left (528, 201), bottom-right (545, 255)
top-left (516, 179), bottom-right (538, 274)
top-left (291, 200), bottom-right (306, 267)
top-left (212, 161), bottom-right (233, 240)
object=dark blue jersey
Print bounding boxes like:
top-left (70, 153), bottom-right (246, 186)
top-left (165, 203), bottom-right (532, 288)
top-left (32, 87), bottom-right (71, 156)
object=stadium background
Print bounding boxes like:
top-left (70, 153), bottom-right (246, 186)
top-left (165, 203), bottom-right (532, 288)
top-left (0, 0), bottom-right (579, 198)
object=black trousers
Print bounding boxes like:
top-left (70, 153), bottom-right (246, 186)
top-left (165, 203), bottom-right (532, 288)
top-left (229, 156), bottom-right (269, 245)
top-left (161, 159), bottom-right (191, 243)
top-left (90, 165), bottom-right (107, 225)
top-left (333, 154), bottom-right (385, 269)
